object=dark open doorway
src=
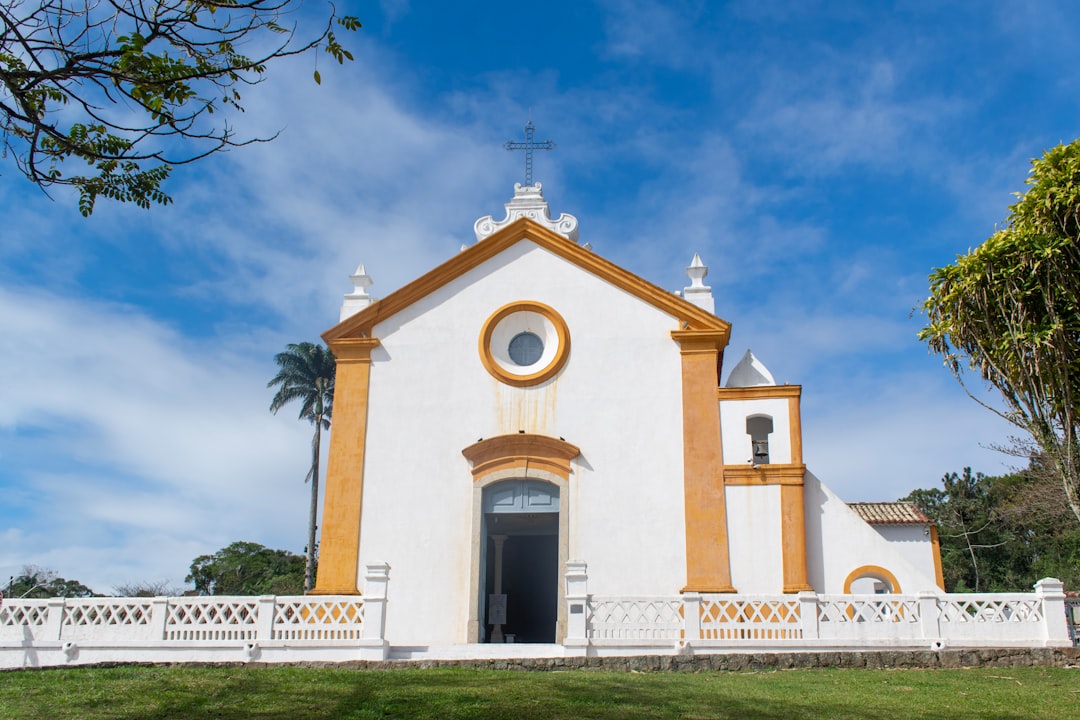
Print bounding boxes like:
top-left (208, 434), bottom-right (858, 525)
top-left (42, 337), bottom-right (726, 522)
top-left (482, 512), bottom-right (558, 643)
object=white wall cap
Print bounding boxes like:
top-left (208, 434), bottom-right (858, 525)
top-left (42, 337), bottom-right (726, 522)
top-left (474, 182), bottom-right (580, 242)
top-left (725, 349), bottom-right (777, 388)
top-left (340, 262), bottom-right (375, 321)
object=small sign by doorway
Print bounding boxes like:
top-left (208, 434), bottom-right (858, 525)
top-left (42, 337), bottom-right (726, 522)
top-left (488, 594), bottom-right (507, 625)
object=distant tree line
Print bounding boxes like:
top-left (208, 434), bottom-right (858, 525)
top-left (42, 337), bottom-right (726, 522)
top-left (903, 467), bottom-right (1080, 592)
top-left (6, 541), bottom-right (306, 598)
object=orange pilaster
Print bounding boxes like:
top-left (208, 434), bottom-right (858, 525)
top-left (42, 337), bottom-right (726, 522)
top-left (311, 337), bottom-right (380, 595)
top-left (672, 330), bottom-right (735, 593)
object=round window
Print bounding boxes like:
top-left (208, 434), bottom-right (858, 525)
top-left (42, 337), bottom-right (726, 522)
top-left (478, 301), bottom-right (570, 387)
top-left (508, 332), bottom-right (544, 366)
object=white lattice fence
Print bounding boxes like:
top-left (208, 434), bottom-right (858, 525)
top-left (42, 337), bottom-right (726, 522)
top-left (62, 598), bottom-right (154, 642)
top-left (0, 600), bottom-right (49, 642)
top-left (587, 597), bottom-right (682, 641)
top-left (165, 598), bottom-right (259, 641)
top-left (816, 595), bottom-right (924, 642)
top-left (937, 595), bottom-right (1044, 644)
top-left (698, 597), bottom-right (802, 641)
top-left (571, 572), bottom-right (1071, 649)
top-left (273, 598), bottom-right (364, 641)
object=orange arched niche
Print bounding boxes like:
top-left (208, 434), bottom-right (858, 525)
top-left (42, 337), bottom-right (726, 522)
top-left (843, 565), bottom-right (902, 594)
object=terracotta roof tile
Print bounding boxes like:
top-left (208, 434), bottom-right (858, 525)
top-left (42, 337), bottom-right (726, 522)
top-left (848, 502), bottom-right (930, 525)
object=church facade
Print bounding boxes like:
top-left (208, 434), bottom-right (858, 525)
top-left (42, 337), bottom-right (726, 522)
top-left (312, 184), bottom-right (944, 648)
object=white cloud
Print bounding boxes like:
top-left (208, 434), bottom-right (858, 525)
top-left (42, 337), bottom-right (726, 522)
top-left (0, 285), bottom-right (317, 591)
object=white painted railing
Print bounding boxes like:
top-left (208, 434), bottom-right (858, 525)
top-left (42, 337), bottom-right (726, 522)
top-left (0, 562), bottom-right (390, 668)
top-left (563, 568), bottom-right (1073, 652)
top-left (2, 562), bottom-right (1073, 667)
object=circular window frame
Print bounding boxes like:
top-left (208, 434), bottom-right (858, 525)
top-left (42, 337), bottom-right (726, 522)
top-left (479, 301), bottom-right (570, 387)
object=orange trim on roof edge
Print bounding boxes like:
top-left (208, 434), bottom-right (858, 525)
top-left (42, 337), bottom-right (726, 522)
top-left (323, 217), bottom-right (732, 342)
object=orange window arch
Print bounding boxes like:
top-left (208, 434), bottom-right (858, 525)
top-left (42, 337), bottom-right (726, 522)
top-left (843, 565), bottom-right (902, 594)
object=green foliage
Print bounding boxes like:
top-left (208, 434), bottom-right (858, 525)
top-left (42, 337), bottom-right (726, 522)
top-left (0, 1), bottom-right (361, 214)
top-left (268, 341), bottom-right (336, 592)
top-left (268, 342), bottom-right (336, 426)
top-left (904, 468), bottom-right (1080, 591)
top-left (4, 566), bottom-right (97, 599)
top-left (920, 138), bottom-right (1080, 524)
top-left (185, 541), bottom-right (305, 595)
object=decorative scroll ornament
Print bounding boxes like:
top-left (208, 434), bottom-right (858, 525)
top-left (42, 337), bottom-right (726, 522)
top-left (474, 182), bottom-right (579, 242)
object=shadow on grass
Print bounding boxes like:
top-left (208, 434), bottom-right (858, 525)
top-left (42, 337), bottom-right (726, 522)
top-left (2, 666), bottom-right (1073, 720)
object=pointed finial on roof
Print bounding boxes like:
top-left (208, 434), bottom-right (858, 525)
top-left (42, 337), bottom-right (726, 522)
top-left (725, 349), bottom-right (777, 388)
top-left (340, 262), bottom-right (375, 321)
top-left (682, 253), bottom-right (714, 313)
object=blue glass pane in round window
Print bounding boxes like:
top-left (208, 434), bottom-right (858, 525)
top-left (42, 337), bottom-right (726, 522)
top-left (508, 331), bottom-right (544, 366)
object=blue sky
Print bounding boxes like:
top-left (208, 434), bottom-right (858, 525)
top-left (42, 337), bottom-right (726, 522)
top-left (2, 1), bottom-right (1078, 593)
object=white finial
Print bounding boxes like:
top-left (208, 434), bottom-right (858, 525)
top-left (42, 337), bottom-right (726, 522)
top-left (340, 262), bottom-right (375, 321)
top-left (460, 243), bottom-right (469, 253)
top-left (725, 349), bottom-right (777, 388)
top-left (682, 253), bottom-right (714, 314)
top-left (687, 253), bottom-right (708, 288)
top-left (474, 182), bottom-right (579, 242)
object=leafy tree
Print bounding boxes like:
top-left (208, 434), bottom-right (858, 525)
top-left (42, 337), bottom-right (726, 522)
top-left (268, 341), bottom-right (335, 592)
top-left (904, 468), bottom-right (1080, 591)
top-left (186, 541), bottom-right (305, 595)
top-left (920, 138), bottom-right (1080, 525)
top-left (0, 0), bottom-right (360, 214)
top-left (4, 565), bottom-right (96, 598)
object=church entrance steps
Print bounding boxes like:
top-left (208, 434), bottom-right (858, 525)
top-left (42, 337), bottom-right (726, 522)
top-left (388, 643), bottom-right (567, 661)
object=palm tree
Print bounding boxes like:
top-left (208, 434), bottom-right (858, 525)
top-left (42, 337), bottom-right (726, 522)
top-left (268, 342), bottom-right (336, 592)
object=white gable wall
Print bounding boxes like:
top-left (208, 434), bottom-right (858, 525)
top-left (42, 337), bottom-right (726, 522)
top-left (357, 241), bottom-right (688, 646)
top-left (804, 471), bottom-right (941, 594)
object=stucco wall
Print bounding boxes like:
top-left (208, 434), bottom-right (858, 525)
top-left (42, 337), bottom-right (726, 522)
top-left (871, 524), bottom-right (939, 585)
top-left (803, 471), bottom-right (941, 594)
top-left (725, 484), bottom-right (783, 593)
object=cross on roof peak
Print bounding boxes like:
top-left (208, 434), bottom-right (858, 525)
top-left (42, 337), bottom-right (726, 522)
top-left (504, 120), bottom-right (555, 186)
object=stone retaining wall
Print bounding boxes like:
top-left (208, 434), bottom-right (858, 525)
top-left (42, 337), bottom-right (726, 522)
top-left (260, 647), bottom-right (1080, 672)
top-left (6, 647), bottom-right (1077, 673)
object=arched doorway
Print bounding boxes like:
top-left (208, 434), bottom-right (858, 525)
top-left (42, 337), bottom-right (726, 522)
top-left (479, 479), bottom-right (560, 643)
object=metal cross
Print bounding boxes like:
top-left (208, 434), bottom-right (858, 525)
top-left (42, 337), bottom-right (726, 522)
top-left (504, 120), bottom-right (555, 186)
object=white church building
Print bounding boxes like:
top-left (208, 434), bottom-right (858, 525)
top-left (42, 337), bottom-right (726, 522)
top-left (312, 182), bottom-right (945, 648)
top-left (4, 184), bottom-right (1073, 669)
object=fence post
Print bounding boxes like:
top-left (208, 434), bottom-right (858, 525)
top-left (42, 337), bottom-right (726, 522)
top-left (45, 599), bottom-right (65, 641)
top-left (360, 562), bottom-right (390, 659)
top-left (256, 596), bottom-right (276, 642)
top-left (150, 597), bottom-right (169, 640)
top-left (798, 592), bottom-right (819, 641)
top-left (564, 561), bottom-right (588, 653)
top-left (682, 592), bottom-right (701, 645)
top-left (917, 592), bottom-right (940, 645)
top-left (1034, 578), bottom-right (1071, 647)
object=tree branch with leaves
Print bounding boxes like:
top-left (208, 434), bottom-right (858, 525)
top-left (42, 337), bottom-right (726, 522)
top-left (920, 138), bottom-right (1080, 525)
top-left (0, 0), bottom-right (359, 214)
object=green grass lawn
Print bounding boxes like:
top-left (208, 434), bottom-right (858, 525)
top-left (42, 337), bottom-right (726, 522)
top-left (0, 665), bottom-right (1077, 719)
